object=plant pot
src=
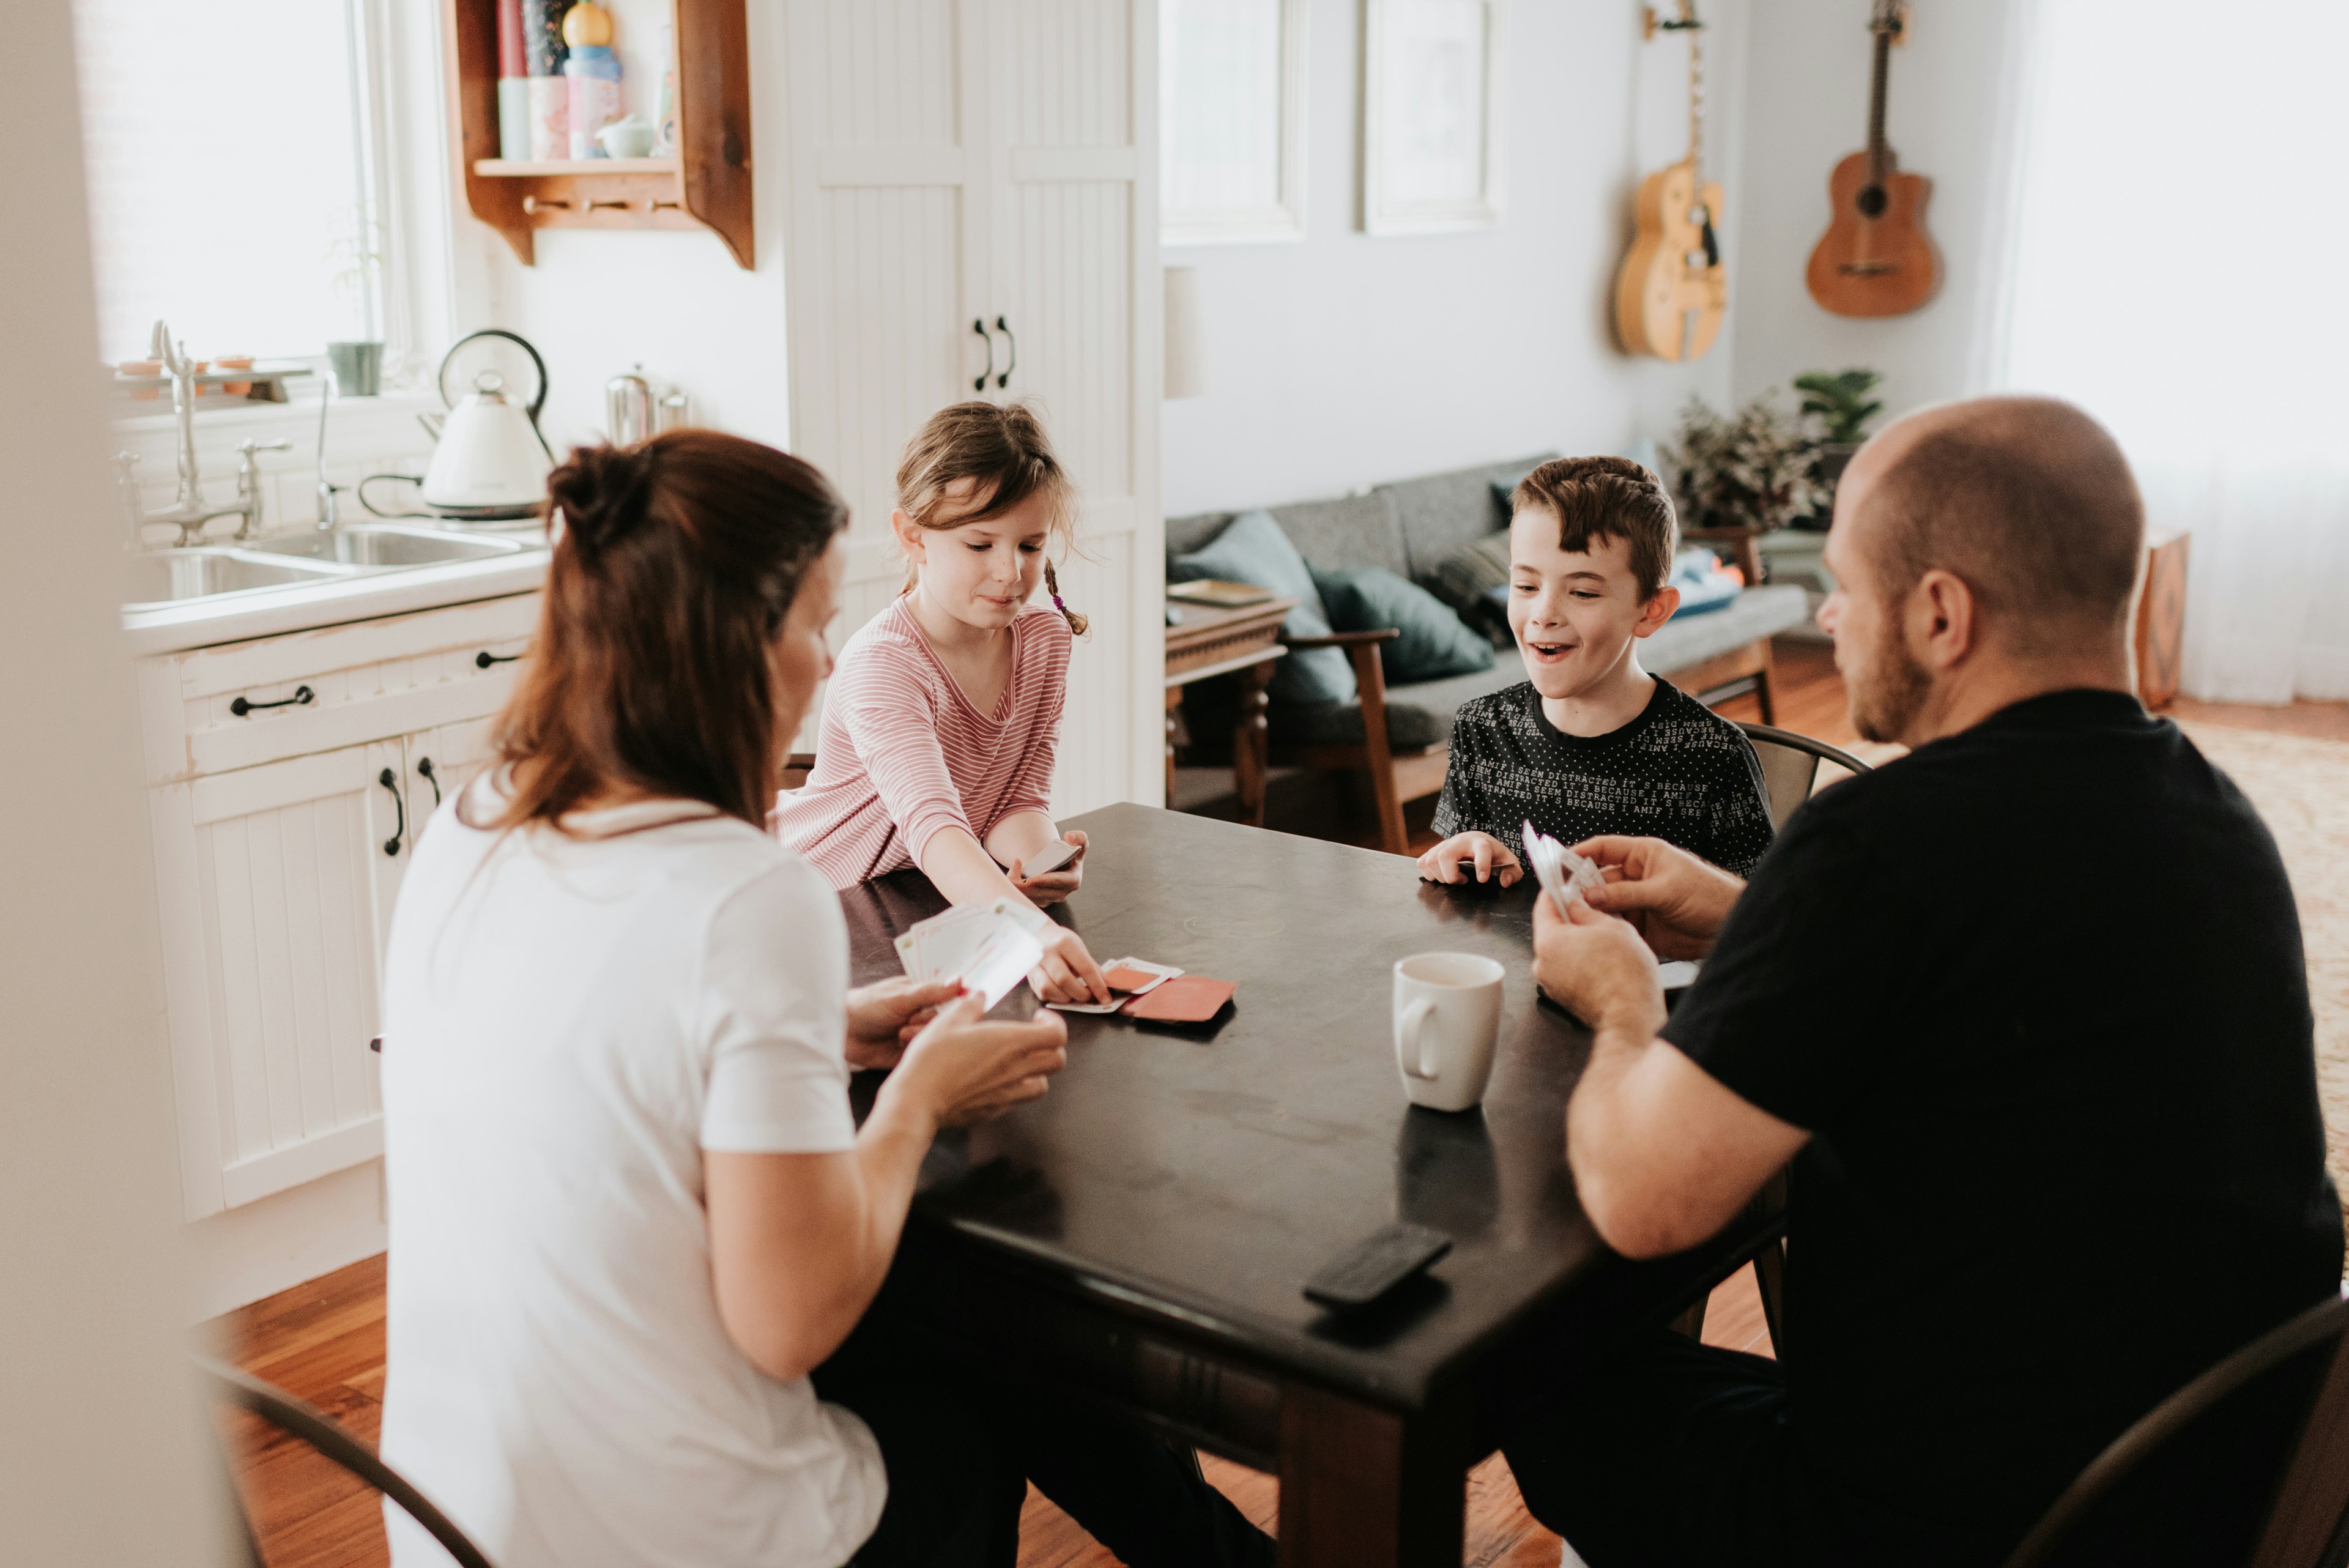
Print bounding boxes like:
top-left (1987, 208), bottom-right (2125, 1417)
top-left (328, 340), bottom-right (384, 398)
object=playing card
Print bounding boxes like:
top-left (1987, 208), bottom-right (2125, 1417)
top-left (1018, 838), bottom-right (1077, 877)
top-left (909, 904), bottom-right (994, 983)
top-left (1523, 819), bottom-right (1605, 917)
top-left (958, 921), bottom-right (1045, 1011)
top-left (1120, 975), bottom-right (1235, 1024)
top-left (1047, 956), bottom-right (1183, 1014)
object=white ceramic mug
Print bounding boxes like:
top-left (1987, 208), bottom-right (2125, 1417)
top-left (1392, 952), bottom-right (1505, 1112)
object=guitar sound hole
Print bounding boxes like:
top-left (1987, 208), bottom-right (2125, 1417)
top-left (1856, 184), bottom-right (1888, 218)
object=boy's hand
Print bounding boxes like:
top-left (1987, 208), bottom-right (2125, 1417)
top-left (1417, 831), bottom-right (1524, 887)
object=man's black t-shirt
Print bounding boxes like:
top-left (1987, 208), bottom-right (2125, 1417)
top-left (1663, 689), bottom-right (2343, 1564)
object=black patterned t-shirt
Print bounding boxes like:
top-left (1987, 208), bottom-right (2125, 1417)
top-left (1430, 678), bottom-right (1775, 876)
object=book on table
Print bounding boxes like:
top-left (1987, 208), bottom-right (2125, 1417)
top-left (1167, 579), bottom-right (1274, 609)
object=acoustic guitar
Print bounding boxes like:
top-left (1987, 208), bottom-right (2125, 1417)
top-left (1806, 0), bottom-right (1940, 319)
top-left (1614, 2), bottom-right (1726, 362)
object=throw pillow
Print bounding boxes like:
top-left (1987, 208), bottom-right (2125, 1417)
top-left (1170, 509), bottom-right (1357, 706)
top-left (1313, 567), bottom-right (1494, 684)
top-left (1422, 532), bottom-right (1515, 642)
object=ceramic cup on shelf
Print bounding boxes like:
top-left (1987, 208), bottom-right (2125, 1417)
top-left (597, 116), bottom-right (656, 160)
top-left (1392, 952), bottom-right (1505, 1113)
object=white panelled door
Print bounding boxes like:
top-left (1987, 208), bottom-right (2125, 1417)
top-left (404, 716), bottom-right (497, 850)
top-left (782, 0), bottom-right (1163, 816)
top-left (169, 738), bottom-right (409, 1214)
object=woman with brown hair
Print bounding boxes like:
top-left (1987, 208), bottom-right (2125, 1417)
top-left (373, 430), bottom-right (1272, 1568)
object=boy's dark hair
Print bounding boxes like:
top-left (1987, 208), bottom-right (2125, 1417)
top-left (1510, 455), bottom-right (1679, 597)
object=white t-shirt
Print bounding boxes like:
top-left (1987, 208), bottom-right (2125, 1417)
top-left (377, 783), bottom-right (886, 1568)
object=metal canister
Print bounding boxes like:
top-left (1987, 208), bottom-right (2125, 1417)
top-left (654, 387), bottom-right (690, 433)
top-left (604, 365), bottom-right (652, 445)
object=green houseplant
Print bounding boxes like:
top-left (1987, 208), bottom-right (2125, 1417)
top-left (1791, 368), bottom-right (1883, 530)
top-left (1662, 391), bottom-right (1833, 540)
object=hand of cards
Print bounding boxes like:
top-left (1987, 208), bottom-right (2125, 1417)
top-left (892, 897), bottom-right (1048, 1011)
top-left (1523, 819), bottom-right (1606, 917)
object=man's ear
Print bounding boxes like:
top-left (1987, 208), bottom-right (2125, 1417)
top-left (891, 509), bottom-right (926, 564)
top-left (1910, 568), bottom-right (1978, 671)
top-left (1630, 584), bottom-right (1681, 639)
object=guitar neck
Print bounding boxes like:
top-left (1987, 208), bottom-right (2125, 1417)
top-left (1865, 4), bottom-right (1898, 182)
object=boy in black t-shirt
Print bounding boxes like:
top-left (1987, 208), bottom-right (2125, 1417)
top-left (1420, 456), bottom-right (1773, 883)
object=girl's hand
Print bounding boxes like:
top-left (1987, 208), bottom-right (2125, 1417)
top-left (842, 975), bottom-right (964, 1069)
top-left (1417, 831), bottom-right (1524, 886)
top-left (886, 995), bottom-right (1069, 1128)
top-left (1028, 921), bottom-right (1111, 1006)
top-left (1008, 829), bottom-right (1087, 907)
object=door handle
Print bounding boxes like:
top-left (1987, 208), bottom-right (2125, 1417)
top-left (992, 316), bottom-right (1017, 388)
top-left (972, 318), bottom-right (994, 392)
top-left (417, 756), bottom-right (442, 807)
top-left (475, 650), bottom-right (523, 669)
top-left (377, 767), bottom-right (406, 857)
top-left (230, 684), bottom-right (314, 717)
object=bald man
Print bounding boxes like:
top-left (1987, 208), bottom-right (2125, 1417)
top-left (1499, 398), bottom-right (2343, 1567)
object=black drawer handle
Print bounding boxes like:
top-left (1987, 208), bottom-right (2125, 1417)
top-left (378, 767), bottom-right (405, 856)
top-left (369, 1036), bottom-right (382, 1053)
top-left (230, 685), bottom-right (314, 717)
top-left (475, 650), bottom-right (522, 669)
top-left (993, 315), bottom-right (1016, 388)
top-left (971, 317), bottom-right (994, 392)
top-left (417, 756), bottom-right (442, 806)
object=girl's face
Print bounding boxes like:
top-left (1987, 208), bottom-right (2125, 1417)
top-left (895, 480), bottom-right (1053, 633)
top-left (769, 535), bottom-right (845, 762)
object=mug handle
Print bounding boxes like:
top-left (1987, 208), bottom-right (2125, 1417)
top-left (1398, 998), bottom-right (1439, 1080)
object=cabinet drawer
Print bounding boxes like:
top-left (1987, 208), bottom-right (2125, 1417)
top-left (140, 593), bottom-right (540, 783)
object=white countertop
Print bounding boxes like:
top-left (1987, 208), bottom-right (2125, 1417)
top-left (121, 548), bottom-right (551, 657)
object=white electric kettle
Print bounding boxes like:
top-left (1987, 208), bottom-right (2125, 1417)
top-left (361, 329), bottom-right (554, 522)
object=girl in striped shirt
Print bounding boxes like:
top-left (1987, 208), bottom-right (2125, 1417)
top-left (773, 403), bottom-right (1112, 1006)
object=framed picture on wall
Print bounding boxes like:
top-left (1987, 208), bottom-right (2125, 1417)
top-left (1362, 0), bottom-right (1504, 235)
top-left (1161, 0), bottom-right (1308, 244)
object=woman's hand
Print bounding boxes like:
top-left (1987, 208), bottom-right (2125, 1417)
top-left (1571, 835), bottom-right (1745, 961)
top-left (1008, 828), bottom-right (1087, 907)
top-left (1417, 830), bottom-right (1523, 886)
top-left (842, 975), bottom-right (965, 1070)
top-left (885, 994), bottom-right (1071, 1128)
top-left (1028, 921), bottom-right (1111, 1006)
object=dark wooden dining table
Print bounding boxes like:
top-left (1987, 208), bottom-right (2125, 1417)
top-left (837, 803), bottom-right (1783, 1567)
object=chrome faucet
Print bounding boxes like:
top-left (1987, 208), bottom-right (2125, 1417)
top-left (114, 319), bottom-right (289, 547)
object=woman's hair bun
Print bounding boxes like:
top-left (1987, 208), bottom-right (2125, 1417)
top-left (548, 443), bottom-right (656, 559)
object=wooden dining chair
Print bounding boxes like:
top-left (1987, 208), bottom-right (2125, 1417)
top-left (2002, 1288), bottom-right (2349, 1568)
top-left (200, 1356), bottom-right (499, 1568)
top-left (1735, 722), bottom-right (1873, 831)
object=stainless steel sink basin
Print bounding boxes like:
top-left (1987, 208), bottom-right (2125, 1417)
top-left (123, 549), bottom-right (352, 606)
top-left (242, 525), bottom-right (528, 567)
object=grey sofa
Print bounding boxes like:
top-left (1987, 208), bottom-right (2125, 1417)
top-left (1168, 453), bottom-right (1812, 851)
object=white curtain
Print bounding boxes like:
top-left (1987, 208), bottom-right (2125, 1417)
top-left (1990, 1), bottom-right (2349, 703)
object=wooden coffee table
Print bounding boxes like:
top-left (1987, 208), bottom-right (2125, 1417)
top-left (1165, 595), bottom-right (1296, 823)
top-left (839, 804), bottom-right (1784, 1566)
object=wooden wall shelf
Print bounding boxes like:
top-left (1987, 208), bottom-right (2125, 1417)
top-left (443, 0), bottom-right (753, 269)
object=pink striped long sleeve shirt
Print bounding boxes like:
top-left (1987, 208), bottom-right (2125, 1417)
top-left (772, 597), bottom-right (1070, 890)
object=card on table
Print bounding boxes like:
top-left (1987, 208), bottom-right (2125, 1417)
top-left (1119, 974), bottom-right (1236, 1024)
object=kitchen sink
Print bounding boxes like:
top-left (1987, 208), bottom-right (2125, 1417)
top-left (243, 524), bottom-right (528, 568)
top-left (123, 549), bottom-right (354, 606)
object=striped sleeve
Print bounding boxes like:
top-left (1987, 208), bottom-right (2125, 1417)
top-left (1001, 615), bottom-right (1071, 820)
top-left (831, 641), bottom-right (976, 866)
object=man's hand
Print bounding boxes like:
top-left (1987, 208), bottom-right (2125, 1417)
top-left (1532, 894), bottom-right (1666, 1038)
top-left (1573, 836), bottom-right (1745, 961)
top-left (1417, 830), bottom-right (1524, 887)
top-left (843, 976), bottom-right (964, 1070)
top-left (1008, 828), bottom-right (1087, 907)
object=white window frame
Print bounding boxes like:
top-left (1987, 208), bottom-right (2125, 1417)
top-left (1161, 0), bottom-right (1310, 246)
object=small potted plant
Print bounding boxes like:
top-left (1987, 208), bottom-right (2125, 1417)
top-left (325, 209), bottom-right (385, 397)
top-left (1663, 390), bottom-right (1833, 541)
top-left (1791, 368), bottom-right (1883, 529)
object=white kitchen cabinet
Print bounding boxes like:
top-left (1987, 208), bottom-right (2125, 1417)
top-left (781, 0), bottom-right (1163, 814)
top-left (143, 592), bottom-right (540, 1219)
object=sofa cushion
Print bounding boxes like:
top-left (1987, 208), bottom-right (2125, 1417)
top-left (1384, 453), bottom-right (1556, 581)
top-left (1267, 490), bottom-right (1411, 578)
top-left (1165, 510), bottom-right (1236, 558)
top-left (1270, 698), bottom-right (1451, 752)
top-left (1381, 663), bottom-right (1528, 746)
top-left (1312, 567), bottom-right (1495, 684)
top-left (1642, 583), bottom-right (1811, 672)
top-left (1170, 509), bottom-right (1357, 707)
top-left (1424, 532), bottom-right (1515, 640)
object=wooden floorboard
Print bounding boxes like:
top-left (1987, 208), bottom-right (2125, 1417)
top-left (210, 648), bottom-right (2336, 1567)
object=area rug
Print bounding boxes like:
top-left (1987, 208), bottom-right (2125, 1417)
top-left (2181, 721), bottom-right (2349, 1259)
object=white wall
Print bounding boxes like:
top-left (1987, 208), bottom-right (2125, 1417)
top-left (1159, 0), bottom-right (1751, 518)
top-left (467, 0), bottom-right (792, 452)
top-left (5, 1), bottom-right (225, 1560)
top-left (1727, 0), bottom-right (2021, 419)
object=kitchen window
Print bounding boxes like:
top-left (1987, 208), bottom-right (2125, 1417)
top-left (72, 0), bottom-right (451, 379)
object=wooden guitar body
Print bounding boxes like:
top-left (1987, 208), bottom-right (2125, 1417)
top-left (1806, 149), bottom-right (1940, 318)
top-left (1615, 158), bottom-right (1727, 361)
